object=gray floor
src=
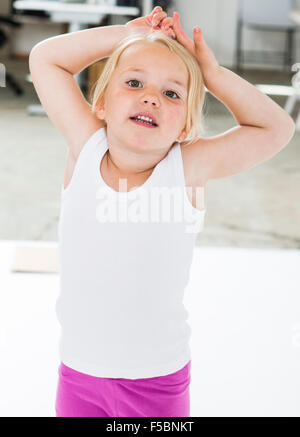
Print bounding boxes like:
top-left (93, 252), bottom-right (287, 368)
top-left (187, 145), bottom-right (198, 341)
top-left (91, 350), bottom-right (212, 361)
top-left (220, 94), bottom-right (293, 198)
top-left (1, 56), bottom-right (299, 248)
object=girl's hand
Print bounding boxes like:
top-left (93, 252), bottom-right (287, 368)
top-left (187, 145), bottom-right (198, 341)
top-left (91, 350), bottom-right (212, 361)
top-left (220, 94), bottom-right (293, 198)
top-left (172, 11), bottom-right (220, 80)
top-left (125, 6), bottom-right (176, 39)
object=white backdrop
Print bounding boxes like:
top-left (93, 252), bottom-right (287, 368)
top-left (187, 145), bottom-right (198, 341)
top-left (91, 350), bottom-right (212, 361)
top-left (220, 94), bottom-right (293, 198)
top-left (0, 240), bottom-right (299, 416)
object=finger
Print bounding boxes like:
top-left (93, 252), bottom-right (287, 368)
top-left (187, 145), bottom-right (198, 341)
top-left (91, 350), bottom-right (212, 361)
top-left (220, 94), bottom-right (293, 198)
top-left (172, 12), bottom-right (190, 43)
top-left (172, 12), bottom-right (185, 37)
top-left (172, 12), bottom-right (196, 53)
top-left (152, 11), bottom-right (167, 20)
top-left (145, 6), bottom-right (161, 27)
top-left (149, 5), bottom-right (162, 20)
top-left (193, 26), bottom-right (207, 52)
top-left (193, 26), bottom-right (204, 41)
top-left (163, 25), bottom-right (176, 39)
top-left (151, 5), bottom-right (162, 15)
top-left (160, 17), bottom-right (173, 31)
top-left (162, 20), bottom-right (176, 39)
top-left (169, 29), bottom-right (176, 39)
top-left (152, 11), bottom-right (167, 26)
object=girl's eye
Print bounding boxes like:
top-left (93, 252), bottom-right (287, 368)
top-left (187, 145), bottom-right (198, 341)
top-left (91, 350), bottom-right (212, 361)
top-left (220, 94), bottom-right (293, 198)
top-left (164, 90), bottom-right (180, 99)
top-left (126, 80), bottom-right (180, 99)
top-left (126, 79), bottom-right (142, 88)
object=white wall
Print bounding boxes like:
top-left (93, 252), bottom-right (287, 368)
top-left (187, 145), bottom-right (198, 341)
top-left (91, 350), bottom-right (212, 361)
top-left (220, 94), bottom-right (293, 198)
top-left (171, 0), bottom-right (238, 66)
top-left (11, 19), bottom-right (64, 55)
top-left (172, 0), bottom-right (300, 70)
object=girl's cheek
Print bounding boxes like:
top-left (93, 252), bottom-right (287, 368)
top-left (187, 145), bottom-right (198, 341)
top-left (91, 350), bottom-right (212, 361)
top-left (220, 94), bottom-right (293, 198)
top-left (166, 107), bottom-right (185, 124)
top-left (116, 89), bottom-right (135, 105)
top-left (111, 89), bottom-right (131, 108)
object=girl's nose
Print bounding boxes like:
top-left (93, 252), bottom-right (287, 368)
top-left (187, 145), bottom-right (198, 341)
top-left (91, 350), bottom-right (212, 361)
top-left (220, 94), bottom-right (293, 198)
top-left (140, 93), bottom-right (160, 107)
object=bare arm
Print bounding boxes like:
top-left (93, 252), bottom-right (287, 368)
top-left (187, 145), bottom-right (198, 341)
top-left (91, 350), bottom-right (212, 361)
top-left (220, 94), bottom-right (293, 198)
top-left (206, 66), bottom-right (295, 134)
top-left (30, 24), bottom-right (129, 74)
top-left (29, 25), bottom-right (130, 157)
top-left (171, 12), bottom-right (295, 183)
top-left (183, 66), bottom-right (295, 184)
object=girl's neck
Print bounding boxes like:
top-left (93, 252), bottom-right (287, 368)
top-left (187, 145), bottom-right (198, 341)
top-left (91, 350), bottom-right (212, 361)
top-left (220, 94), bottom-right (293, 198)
top-left (106, 149), bottom-right (155, 178)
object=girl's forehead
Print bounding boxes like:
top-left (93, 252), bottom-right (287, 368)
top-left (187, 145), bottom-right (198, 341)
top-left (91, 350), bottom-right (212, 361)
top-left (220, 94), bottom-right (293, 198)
top-left (120, 42), bottom-right (182, 65)
top-left (117, 43), bottom-right (188, 78)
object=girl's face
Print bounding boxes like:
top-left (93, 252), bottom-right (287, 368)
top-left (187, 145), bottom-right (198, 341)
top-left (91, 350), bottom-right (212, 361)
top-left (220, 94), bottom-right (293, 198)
top-left (97, 42), bottom-right (189, 152)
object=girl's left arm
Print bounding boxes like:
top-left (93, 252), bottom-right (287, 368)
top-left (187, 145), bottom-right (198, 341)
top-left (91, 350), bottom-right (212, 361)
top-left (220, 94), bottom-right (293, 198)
top-left (204, 65), bottom-right (295, 133)
top-left (172, 12), bottom-right (296, 183)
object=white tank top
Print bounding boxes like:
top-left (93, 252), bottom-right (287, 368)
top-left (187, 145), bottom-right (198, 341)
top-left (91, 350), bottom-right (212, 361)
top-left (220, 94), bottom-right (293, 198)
top-left (56, 127), bottom-right (206, 379)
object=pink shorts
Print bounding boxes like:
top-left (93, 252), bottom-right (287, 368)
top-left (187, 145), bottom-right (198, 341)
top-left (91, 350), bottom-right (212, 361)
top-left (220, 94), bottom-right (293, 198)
top-left (55, 360), bottom-right (191, 417)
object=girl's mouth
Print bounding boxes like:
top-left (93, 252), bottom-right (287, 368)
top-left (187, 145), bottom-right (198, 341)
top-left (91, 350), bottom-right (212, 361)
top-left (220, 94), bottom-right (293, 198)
top-left (129, 117), bottom-right (158, 128)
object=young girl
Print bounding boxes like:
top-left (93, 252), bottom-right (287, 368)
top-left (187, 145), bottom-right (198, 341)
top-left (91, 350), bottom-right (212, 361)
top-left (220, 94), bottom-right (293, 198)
top-left (29, 7), bottom-right (295, 417)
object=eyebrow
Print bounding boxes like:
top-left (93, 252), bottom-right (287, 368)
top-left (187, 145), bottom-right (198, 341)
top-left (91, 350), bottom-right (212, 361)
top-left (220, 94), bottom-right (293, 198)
top-left (121, 68), bottom-right (187, 90)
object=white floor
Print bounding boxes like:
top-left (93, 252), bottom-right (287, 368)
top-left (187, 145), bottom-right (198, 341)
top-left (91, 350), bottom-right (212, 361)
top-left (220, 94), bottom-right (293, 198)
top-left (0, 240), bottom-right (299, 417)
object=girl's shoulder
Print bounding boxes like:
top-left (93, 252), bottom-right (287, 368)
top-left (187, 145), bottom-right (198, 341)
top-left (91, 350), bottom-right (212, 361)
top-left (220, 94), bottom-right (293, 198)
top-left (179, 141), bottom-right (207, 212)
top-left (180, 140), bottom-right (208, 188)
top-left (68, 119), bottom-right (106, 161)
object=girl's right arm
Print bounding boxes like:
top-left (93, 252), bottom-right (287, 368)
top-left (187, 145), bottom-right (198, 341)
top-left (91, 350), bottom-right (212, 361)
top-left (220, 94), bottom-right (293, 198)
top-left (29, 25), bottom-right (129, 160)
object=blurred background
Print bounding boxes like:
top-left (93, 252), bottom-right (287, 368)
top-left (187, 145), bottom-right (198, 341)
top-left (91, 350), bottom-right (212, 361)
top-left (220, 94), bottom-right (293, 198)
top-left (0, 0), bottom-right (299, 417)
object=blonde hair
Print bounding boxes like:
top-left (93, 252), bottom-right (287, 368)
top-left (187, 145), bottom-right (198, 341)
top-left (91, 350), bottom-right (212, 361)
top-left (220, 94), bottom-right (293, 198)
top-left (89, 30), bottom-right (207, 146)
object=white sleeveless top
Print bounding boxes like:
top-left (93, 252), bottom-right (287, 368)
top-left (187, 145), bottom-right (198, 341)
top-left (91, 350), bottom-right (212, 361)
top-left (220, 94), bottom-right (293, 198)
top-left (56, 127), bottom-right (206, 379)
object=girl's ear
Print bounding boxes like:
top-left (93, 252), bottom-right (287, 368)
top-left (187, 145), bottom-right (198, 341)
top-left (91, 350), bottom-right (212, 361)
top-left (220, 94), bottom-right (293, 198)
top-left (177, 127), bottom-right (188, 142)
top-left (95, 98), bottom-right (106, 121)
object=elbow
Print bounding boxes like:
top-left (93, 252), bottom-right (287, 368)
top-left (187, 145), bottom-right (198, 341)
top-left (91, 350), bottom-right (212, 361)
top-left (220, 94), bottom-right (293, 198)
top-left (29, 43), bottom-right (40, 59)
top-left (28, 43), bottom-right (47, 75)
top-left (28, 50), bottom-right (36, 75)
top-left (29, 42), bottom-right (46, 63)
top-left (284, 116), bottom-right (296, 143)
top-left (272, 115), bottom-right (296, 149)
top-left (29, 45), bottom-right (40, 70)
top-left (285, 113), bottom-right (296, 131)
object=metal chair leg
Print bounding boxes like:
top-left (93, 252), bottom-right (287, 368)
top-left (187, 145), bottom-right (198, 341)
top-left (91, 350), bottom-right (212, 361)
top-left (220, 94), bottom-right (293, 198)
top-left (236, 18), bottom-right (243, 72)
top-left (285, 28), bottom-right (294, 72)
top-left (6, 72), bottom-right (23, 96)
top-left (284, 94), bottom-right (297, 114)
top-left (295, 108), bottom-right (300, 131)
